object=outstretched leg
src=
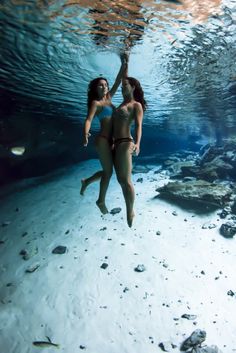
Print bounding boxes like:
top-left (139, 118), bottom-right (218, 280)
top-left (114, 142), bottom-right (135, 227)
top-left (95, 137), bottom-right (113, 214)
top-left (80, 171), bottom-right (103, 195)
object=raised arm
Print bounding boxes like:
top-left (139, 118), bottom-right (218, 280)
top-left (133, 102), bottom-right (143, 156)
top-left (109, 53), bottom-right (129, 98)
top-left (83, 100), bottom-right (97, 146)
top-left (121, 52), bottom-right (129, 78)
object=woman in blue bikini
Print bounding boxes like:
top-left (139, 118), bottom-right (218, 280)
top-left (81, 54), bottom-right (127, 214)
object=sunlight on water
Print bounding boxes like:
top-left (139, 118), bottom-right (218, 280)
top-left (0, 0), bottom-right (236, 137)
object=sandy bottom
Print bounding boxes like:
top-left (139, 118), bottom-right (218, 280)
top-left (0, 159), bottom-right (236, 353)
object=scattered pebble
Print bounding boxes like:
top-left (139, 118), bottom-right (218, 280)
top-left (218, 207), bottom-right (231, 219)
top-left (25, 264), bottom-right (40, 273)
top-left (136, 177), bottom-right (143, 183)
top-left (202, 222), bottom-right (217, 229)
top-left (2, 221), bottom-right (10, 227)
top-left (19, 247), bottom-right (38, 260)
top-left (227, 290), bottom-right (235, 296)
top-left (52, 246), bottom-right (67, 254)
top-left (158, 341), bottom-right (175, 352)
top-left (134, 264), bottom-right (146, 272)
top-left (181, 314), bottom-right (197, 320)
top-left (100, 263), bottom-right (108, 269)
top-left (110, 208), bottom-right (122, 215)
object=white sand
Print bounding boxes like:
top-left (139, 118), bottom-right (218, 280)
top-left (0, 159), bottom-right (236, 353)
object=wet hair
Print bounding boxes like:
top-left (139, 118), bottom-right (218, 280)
top-left (126, 77), bottom-right (147, 111)
top-left (87, 77), bottom-right (109, 109)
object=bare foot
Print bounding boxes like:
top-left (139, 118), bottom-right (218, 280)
top-left (96, 200), bottom-right (108, 215)
top-left (80, 179), bottom-right (87, 195)
top-left (127, 211), bottom-right (135, 228)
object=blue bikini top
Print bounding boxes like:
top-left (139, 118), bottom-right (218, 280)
top-left (96, 105), bottom-right (113, 121)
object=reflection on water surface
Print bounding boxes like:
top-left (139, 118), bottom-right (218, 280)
top-left (0, 0), bottom-right (236, 159)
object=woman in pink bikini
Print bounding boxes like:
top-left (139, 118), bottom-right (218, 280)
top-left (81, 54), bottom-right (127, 214)
top-left (113, 61), bottom-right (147, 227)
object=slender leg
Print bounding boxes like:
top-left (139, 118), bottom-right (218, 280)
top-left (114, 142), bottom-right (135, 227)
top-left (95, 138), bottom-right (113, 214)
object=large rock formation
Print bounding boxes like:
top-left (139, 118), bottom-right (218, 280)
top-left (156, 179), bottom-right (233, 207)
top-left (181, 140), bottom-right (236, 182)
top-left (156, 139), bottom-right (236, 209)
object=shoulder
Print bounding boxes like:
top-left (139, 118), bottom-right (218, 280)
top-left (134, 101), bottom-right (143, 112)
top-left (89, 100), bottom-right (100, 111)
top-left (91, 100), bottom-right (99, 107)
top-left (134, 101), bottom-right (142, 108)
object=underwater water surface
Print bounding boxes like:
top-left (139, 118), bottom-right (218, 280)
top-left (0, 0), bottom-right (236, 179)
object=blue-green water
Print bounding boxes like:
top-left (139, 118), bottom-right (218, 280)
top-left (1, 4), bottom-right (236, 352)
top-left (0, 0), bottom-right (236, 180)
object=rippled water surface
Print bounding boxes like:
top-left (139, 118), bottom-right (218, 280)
top-left (1, 0), bottom-right (236, 140)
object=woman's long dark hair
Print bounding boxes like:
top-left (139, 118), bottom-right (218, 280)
top-left (127, 77), bottom-right (147, 111)
top-left (87, 77), bottom-right (109, 109)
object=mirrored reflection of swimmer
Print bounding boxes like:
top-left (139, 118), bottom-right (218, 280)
top-left (113, 56), bottom-right (147, 227)
top-left (89, 8), bottom-right (110, 46)
top-left (87, 0), bottom-right (184, 48)
top-left (88, 3), bottom-right (147, 48)
top-left (80, 54), bottom-right (127, 214)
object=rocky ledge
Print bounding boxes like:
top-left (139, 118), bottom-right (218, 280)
top-left (156, 139), bottom-right (236, 230)
top-left (156, 179), bottom-right (233, 208)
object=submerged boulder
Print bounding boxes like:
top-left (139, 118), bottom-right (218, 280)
top-left (165, 140), bottom-right (236, 183)
top-left (198, 141), bottom-right (236, 181)
top-left (181, 157), bottom-right (233, 182)
top-left (167, 160), bottom-right (196, 176)
top-left (180, 329), bottom-right (206, 351)
top-left (156, 179), bottom-right (233, 207)
top-left (201, 156), bottom-right (233, 179)
top-left (219, 221), bottom-right (236, 238)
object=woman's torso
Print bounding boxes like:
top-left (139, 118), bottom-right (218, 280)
top-left (112, 102), bottom-right (135, 139)
top-left (95, 101), bottom-right (114, 137)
